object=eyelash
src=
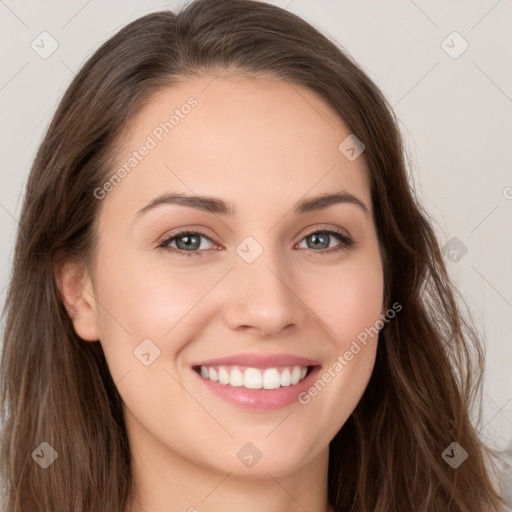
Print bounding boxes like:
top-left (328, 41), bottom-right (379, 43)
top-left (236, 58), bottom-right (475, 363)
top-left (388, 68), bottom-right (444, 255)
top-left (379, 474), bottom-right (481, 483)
top-left (157, 227), bottom-right (354, 258)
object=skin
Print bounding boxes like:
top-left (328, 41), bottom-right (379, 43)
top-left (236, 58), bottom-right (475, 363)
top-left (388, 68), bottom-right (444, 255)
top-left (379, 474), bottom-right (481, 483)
top-left (57, 73), bottom-right (385, 512)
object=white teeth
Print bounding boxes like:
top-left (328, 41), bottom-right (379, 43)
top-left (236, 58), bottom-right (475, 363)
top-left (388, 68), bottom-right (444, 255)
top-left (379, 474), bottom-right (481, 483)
top-left (230, 368), bottom-right (244, 387)
top-left (291, 367), bottom-right (301, 385)
top-left (262, 368), bottom-right (281, 389)
top-left (280, 368), bottom-right (291, 387)
top-left (218, 367), bottom-right (230, 385)
top-left (244, 368), bottom-right (263, 389)
top-left (198, 364), bottom-right (310, 389)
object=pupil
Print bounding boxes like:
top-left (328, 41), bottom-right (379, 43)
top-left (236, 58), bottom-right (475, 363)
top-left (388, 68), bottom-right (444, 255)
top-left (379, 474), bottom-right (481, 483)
top-left (310, 233), bottom-right (328, 249)
top-left (178, 234), bottom-right (199, 250)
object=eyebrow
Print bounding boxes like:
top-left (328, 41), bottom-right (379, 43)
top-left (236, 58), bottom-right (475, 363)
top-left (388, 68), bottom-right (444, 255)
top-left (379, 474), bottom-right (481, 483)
top-left (134, 191), bottom-right (369, 219)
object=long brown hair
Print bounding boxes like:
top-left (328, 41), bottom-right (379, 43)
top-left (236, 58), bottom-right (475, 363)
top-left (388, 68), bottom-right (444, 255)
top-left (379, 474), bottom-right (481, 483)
top-left (0, 1), bottom-right (504, 510)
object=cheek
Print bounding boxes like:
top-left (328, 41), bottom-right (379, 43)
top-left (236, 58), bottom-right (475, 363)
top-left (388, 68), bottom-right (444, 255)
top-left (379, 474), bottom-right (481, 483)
top-left (91, 245), bottom-right (226, 375)
top-left (294, 252), bottom-right (383, 434)
top-left (335, 266), bottom-right (383, 344)
top-left (305, 253), bottom-right (384, 347)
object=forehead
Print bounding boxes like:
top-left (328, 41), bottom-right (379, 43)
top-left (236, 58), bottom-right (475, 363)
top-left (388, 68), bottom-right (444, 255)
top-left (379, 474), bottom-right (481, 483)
top-left (100, 74), bottom-right (371, 224)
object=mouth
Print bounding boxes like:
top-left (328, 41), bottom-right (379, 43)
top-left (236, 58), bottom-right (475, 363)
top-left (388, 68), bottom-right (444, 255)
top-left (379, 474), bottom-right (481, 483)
top-left (190, 354), bottom-right (321, 410)
top-left (192, 364), bottom-right (314, 389)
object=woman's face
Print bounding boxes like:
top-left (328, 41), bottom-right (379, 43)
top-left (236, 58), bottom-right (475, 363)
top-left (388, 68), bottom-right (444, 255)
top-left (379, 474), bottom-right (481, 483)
top-left (80, 74), bottom-right (384, 478)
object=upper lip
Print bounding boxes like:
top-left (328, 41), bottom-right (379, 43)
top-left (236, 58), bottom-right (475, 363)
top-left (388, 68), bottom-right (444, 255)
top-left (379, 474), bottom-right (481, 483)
top-left (191, 353), bottom-right (321, 369)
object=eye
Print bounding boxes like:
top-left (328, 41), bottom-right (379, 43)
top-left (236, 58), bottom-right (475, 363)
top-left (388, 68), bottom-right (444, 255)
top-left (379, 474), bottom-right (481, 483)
top-left (158, 227), bottom-right (354, 257)
top-left (158, 230), bottom-right (217, 257)
top-left (296, 228), bottom-right (354, 254)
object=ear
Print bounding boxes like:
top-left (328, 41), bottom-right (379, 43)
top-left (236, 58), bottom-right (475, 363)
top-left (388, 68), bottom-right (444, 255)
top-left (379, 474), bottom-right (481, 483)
top-left (54, 259), bottom-right (101, 342)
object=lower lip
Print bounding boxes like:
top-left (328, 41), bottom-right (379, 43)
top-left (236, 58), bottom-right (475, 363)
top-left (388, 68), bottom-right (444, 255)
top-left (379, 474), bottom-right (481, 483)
top-left (193, 366), bottom-right (321, 411)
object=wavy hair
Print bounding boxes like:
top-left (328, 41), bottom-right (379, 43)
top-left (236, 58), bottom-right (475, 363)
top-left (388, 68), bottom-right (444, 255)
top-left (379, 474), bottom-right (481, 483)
top-left (0, 0), bottom-right (504, 510)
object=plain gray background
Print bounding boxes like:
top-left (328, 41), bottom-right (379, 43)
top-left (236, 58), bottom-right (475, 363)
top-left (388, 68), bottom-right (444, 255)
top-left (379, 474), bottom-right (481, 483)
top-left (0, 0), bottom-right (511, 462)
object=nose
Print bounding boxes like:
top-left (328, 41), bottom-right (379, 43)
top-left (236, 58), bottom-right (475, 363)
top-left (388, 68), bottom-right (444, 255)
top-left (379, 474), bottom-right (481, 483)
top-left (222, 253), bottom-right (305, 338)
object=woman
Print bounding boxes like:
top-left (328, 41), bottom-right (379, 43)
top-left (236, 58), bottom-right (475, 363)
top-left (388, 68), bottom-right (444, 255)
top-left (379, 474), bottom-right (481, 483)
top-left (0, 0), bottom-right (504, 510)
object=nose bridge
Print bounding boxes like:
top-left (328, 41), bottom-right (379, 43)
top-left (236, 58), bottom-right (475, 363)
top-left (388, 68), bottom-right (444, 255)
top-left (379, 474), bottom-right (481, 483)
top-left (223, 239), bottom-right (303, 336)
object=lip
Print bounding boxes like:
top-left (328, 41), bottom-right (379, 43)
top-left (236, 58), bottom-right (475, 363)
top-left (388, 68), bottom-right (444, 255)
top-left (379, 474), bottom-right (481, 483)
top-left (191, 353), bottom-right (322, 411)
top-left (191, 352), bottom-right (320, 369)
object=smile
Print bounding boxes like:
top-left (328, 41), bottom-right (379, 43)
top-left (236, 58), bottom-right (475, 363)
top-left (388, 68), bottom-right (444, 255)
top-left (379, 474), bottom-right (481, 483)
top-left (191, 353), bottom-right (321, 410)
top-left (195, 365), bottom-right (310, 389)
